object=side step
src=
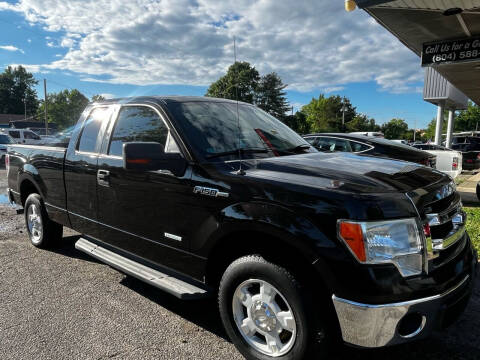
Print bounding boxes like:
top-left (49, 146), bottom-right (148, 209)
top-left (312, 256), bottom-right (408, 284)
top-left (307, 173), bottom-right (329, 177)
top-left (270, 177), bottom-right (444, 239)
top-left (75, 238), bottom-right (208, 300)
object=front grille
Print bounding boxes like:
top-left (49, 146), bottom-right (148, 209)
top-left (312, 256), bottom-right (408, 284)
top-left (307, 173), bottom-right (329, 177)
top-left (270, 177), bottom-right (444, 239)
top-left (431, 221), bottom-right (453, 240)
top-left (424, 189), bottom-right (465, 271)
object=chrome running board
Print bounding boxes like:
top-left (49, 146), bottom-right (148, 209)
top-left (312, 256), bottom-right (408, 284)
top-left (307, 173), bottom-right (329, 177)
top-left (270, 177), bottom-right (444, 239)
top-left (75, 237), bottom-right (208, 300)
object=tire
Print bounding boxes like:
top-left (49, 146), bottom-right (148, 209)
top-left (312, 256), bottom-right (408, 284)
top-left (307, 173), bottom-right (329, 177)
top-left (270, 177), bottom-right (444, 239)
top-left (218, 255), bottom-right (329, 360)
top-left (24, 193), bottom-right (63, 248)
top-left (476, 181), bottom-right (480, 202)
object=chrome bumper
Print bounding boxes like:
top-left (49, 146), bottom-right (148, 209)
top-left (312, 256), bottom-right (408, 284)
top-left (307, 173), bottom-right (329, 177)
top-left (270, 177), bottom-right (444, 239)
top-left (332, 275), bottom-right (470, 348)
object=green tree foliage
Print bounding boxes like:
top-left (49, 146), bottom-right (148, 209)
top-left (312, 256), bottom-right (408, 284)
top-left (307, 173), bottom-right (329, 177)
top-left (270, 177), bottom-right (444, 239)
top-left (455, 102), bottom-right (480, 132)
top-left (37, 89), bottom-right (89, 130)
top-left (283, 111), bottom-right (310, 134)
top-left (345, 114), bottom-right (380, 133)
top-left (301, 95), bottom-right (356, 133)
top-left (91, 94), bottom-right (106, 102)
top-left (381, 118), bottom-right (409, 139)
top-left (0, 65), bottom-right (39, 116)
top-left (255, 72), bottom-right (289, 119)
top-left (206, 61), bottom-right (260, 104)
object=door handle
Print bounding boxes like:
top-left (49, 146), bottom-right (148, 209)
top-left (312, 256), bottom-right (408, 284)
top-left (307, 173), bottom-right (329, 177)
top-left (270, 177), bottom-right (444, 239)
top-left (97, 169), bottom-right (110, 187)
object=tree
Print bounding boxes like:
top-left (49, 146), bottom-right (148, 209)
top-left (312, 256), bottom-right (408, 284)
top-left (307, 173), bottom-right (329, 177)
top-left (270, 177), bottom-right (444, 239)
top-left (455, 102), bottom-right (480, 132)
top-left (0, 65), bottom-right (39, 116)
top-left (37, 89), bottom-right (89, 130)
top-left (346, 114), bottom-right (380, 133)
top-left (381, 118), bottom-right (409, 139)
top-left (255, 72), bottom-right (289, 119)
top-left (283, 111), bottom-right (310, 134)
top-left (301, 95), bottom-right (356, 133)
top-left (206, 61), bottom-right (260, 104)
top-left (91, 94), bottom-right (106, 102)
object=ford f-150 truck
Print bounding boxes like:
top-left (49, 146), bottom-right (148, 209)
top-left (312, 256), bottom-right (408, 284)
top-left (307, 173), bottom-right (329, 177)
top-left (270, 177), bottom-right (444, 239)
top-left (6, 96), bottom-right (477, 360)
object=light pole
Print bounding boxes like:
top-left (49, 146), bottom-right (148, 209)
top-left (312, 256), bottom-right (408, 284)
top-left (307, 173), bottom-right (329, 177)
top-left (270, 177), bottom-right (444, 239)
top-left (24, 96), bottom-right (27, 119)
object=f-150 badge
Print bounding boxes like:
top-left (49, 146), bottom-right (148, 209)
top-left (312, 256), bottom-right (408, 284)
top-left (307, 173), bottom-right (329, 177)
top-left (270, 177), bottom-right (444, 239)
top-left (193, 186), bottom-right (229, 198)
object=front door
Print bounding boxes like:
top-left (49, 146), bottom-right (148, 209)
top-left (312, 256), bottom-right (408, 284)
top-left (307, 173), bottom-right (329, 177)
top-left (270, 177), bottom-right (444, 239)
top-left (96, 105), bottom-right (195, 274)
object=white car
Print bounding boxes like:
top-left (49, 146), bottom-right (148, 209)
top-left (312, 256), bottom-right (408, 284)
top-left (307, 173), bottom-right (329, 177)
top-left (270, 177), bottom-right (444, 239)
top-left (2, 128), bottom-right (43, 145)
top-left (412, 144), bottom-right (462, 178)
top-left (0, 133), bottom-right (14, 164)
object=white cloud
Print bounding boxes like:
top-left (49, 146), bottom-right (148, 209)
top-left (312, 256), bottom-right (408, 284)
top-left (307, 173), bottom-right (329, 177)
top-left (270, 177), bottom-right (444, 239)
top-left (1, 0), bottom-right (423, 94)
top-left (0, 45), bottom-right (24, 53)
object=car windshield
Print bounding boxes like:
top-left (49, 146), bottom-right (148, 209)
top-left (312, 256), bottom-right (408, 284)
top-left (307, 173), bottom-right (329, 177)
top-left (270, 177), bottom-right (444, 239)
top-left (169, 101), bottom-right (315, 161)
top-left (0, 134), bottom-right (13, 144)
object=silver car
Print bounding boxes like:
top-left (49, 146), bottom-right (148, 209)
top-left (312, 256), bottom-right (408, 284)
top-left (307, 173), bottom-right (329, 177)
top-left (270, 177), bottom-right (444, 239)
top-left (0, 133), bottom-right (14, 164)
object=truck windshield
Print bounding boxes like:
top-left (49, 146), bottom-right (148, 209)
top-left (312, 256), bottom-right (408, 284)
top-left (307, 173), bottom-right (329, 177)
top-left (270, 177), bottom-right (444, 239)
top-left (0, 134), bottom-right (13, 144)
top-left (169, 101), bottom-right (315, 161)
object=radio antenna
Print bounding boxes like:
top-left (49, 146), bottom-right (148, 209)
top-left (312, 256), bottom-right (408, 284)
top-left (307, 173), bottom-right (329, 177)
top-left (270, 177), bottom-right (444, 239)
top-left (234, 36), bottom-right (245, 175)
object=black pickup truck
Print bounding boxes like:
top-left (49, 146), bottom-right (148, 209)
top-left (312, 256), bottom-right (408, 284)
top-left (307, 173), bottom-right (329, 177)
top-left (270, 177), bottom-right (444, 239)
top-left (6, 96), bottom-right (477, 360)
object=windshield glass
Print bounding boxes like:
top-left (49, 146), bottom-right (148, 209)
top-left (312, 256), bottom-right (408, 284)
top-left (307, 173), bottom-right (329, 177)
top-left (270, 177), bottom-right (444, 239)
top-left (0, 134), bottom-right (13, 144)
top-left (169, 101), bottom-right (315, 160)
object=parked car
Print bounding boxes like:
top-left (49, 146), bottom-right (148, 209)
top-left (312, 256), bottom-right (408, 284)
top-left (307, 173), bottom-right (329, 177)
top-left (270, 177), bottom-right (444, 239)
top-left (0, 132), bottom-right (14, 164)
top-left (2, 128), bottom-right (43, 145)
top-left (411, 144), bottom-right (462, 178)
top-left (449, 136), bottom-right (480, 170)
top-left (303, 133), bottom-right (436, 168)
top-left (349, 131), bottom-right (384, 138)
top-left (7, 97), bottom-right (476, 360)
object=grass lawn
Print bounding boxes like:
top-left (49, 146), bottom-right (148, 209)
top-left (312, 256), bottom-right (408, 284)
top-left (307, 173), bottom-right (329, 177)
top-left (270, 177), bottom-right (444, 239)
top-left (465, 207), bottom-right (480, 254)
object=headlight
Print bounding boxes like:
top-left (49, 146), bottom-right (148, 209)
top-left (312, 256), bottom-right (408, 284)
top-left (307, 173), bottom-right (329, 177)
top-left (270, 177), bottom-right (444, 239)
top-left (338, 218), bottom-right (423, 277)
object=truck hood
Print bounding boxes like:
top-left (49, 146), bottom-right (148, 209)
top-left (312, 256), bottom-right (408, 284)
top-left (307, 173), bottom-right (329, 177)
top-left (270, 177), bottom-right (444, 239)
top-left (243, 152), bottom-right (446, 193)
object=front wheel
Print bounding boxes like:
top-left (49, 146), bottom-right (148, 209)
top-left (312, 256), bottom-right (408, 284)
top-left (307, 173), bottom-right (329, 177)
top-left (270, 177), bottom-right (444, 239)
top-left (24, 193), bottom-right (63, 248)
top-left (219, 255), bottom-right (329, 360)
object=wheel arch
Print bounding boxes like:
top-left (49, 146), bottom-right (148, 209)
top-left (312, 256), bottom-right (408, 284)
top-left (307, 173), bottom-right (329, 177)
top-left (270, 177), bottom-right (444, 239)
top-left (19, 176), bottom-right (43, 206)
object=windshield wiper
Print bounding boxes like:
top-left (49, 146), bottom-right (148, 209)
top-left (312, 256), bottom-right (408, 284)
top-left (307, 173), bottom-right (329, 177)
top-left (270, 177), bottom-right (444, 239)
top-left (206, 148), bottom-right (269, 159)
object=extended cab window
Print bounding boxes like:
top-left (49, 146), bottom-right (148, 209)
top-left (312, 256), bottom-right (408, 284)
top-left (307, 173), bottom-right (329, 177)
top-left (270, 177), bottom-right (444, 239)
top-left (9, 130), bottom-right (20, 139)
top-left (109, 106), bottom-right (169, 157)
top-left (78, 107), bottom-right (110, 153)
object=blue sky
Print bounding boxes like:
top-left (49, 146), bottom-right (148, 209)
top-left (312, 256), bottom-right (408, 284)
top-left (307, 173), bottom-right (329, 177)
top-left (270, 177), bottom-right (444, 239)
top-left (0, 0), bottom-right (438, 129)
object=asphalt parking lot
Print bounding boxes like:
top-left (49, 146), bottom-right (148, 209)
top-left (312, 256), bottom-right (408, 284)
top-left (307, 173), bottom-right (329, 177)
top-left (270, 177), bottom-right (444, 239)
top-left (0, 169), bottom-right (479, 360)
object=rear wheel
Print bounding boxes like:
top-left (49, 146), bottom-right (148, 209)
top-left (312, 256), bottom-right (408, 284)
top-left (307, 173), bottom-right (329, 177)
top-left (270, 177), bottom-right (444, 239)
top-left (24, 193), bottom-right (62, 248)
top-left (219, 255), bottom-right (330, 360)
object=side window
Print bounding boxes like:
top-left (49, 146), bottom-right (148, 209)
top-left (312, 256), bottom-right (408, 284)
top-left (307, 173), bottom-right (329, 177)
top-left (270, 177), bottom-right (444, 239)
top-left (304, 137), bottom-right (318, 146)
top-left (350, 141), bottom-right (371, 152)
top-left (9, 130), bottom-right (20, 139)
top-left (108, 106), bottom-right (169, 157)
top-left (24, 131), bottom-right (40, 140)
top-left (78, 107), bottom-right (110, 153)
top-left (316, 137), bottom-right (351, 152)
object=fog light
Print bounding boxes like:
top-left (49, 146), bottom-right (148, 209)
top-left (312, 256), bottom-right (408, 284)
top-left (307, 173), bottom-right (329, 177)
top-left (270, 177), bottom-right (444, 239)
top-left (398, 313), bottom-right (426, 338)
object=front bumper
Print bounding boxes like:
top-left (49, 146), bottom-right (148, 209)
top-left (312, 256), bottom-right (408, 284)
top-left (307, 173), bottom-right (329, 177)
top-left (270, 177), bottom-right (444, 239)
top-left (332, 271), bottom-right (475, 348)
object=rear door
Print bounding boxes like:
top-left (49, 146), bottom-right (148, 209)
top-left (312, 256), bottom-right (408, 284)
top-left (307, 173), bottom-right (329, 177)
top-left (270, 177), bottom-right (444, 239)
top-left (95, 104), bottom-right (194, 272)
top-left (64, 106), bottom-right (113, 238)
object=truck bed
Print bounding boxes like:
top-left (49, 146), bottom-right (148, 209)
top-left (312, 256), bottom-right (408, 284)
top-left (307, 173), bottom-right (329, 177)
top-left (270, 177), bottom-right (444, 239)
top-left (7, 144), bottom-right (68, 226)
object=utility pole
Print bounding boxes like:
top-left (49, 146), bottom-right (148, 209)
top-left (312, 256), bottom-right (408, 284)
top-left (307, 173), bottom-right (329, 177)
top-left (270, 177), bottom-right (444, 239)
top-left (291, 106), bottom-right (294, 116)
top-left (413, 119), bottom-right (416, 142)
top-left (44, 79), bottom-right (48, 135)
top-left (24, 96), bottom-right (27, 120)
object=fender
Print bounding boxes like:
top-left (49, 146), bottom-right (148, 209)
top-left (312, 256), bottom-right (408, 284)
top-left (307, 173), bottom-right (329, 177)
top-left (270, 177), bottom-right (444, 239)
top-left (18, 165), bottom-right (45, 201)
top-left (195, 201), bottom-right (336, 264)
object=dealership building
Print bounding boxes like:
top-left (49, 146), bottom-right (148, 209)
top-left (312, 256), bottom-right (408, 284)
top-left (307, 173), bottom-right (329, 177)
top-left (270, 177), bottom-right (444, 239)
top-left (352, 0), bottom-right (480, 146)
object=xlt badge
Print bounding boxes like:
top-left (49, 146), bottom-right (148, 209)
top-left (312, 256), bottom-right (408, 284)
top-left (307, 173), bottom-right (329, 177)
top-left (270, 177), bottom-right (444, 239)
top-left (193, 186), bottom-right (229, 198)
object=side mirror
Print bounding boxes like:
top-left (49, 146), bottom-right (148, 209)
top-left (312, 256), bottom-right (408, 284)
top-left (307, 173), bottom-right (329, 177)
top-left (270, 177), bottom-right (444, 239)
top-left (123, 142), bottom-right (187, 177)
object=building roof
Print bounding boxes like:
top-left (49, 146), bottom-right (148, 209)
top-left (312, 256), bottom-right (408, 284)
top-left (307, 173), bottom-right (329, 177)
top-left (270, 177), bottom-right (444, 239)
top-left (0, 114), bottom-right (25, 125)
top-left (356, 0), bottom-right (480, 105)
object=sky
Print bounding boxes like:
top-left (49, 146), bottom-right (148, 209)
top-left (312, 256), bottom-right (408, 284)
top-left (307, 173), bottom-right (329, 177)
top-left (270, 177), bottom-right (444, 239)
top-left (0, 0), bottom-right (441, 128)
